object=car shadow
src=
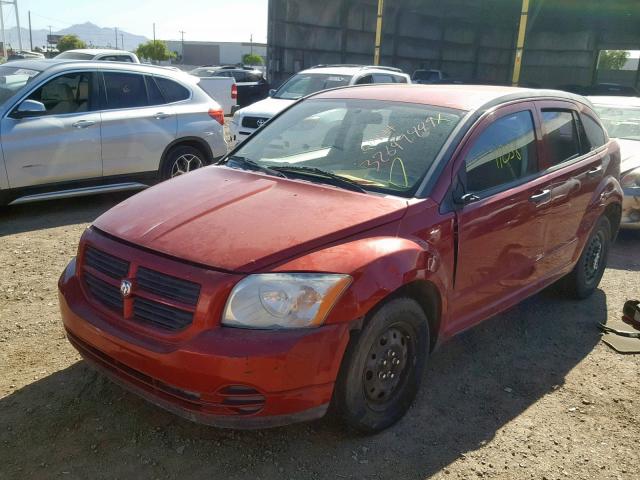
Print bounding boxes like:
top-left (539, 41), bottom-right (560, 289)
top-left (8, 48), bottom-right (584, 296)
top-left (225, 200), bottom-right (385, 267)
top-left (609, 229), bottom-right (640, 272)
top-left (0, 192), bottom-right (136, 237)
top-left (0, 289), bottom-right (606, 479)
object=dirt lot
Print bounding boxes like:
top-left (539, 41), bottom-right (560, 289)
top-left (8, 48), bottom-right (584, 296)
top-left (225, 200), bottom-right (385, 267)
top-left (1, 193), bottom-right (639, 480)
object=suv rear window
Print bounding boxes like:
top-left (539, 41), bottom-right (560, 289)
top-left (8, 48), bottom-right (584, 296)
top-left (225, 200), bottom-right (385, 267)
top-left (273, 74), bottom-right (352, 100)
top-left (155, 77), bottom-right (190, 103)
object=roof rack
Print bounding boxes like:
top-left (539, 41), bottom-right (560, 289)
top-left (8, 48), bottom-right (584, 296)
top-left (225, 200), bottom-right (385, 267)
top-left (310, 64), bottom-right (403, 73)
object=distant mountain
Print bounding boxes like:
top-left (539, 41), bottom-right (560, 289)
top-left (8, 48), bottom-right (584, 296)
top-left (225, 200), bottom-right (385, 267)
top-left (1, 22), bottom-right (148, 52)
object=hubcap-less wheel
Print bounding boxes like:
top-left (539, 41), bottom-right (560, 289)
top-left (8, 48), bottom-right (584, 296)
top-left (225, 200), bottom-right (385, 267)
top-left (363, 324), bottom-right (413, 410)
top-left (170, 153), bottom-right (203, 177)
top-left (584, 230), bottom-right (604, 283)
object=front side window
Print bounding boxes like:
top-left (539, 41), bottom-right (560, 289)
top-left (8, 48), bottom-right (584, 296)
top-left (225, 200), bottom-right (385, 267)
top-left (232, 98), bottom-right (463, 197)
top-left (465, 111), bottom-right (538, 193)
top-left (273, 74), bottom-right (352, 100)
top-left (27, 72), bottom-right (92, 115)
top-left (541, 110), bottom-right (581, 166)
top-left (103, 72), bottom-right (147, 109)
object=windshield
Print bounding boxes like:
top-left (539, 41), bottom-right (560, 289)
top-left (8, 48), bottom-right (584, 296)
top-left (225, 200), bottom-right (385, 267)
top-left (232, 98), bottom-right (464, 197)
top-left (0, 65), bottom-right (41, 106)
top-left (273, 73), bottom-right (352, 100)
top-left (55, 52), bottom-right (94, 60)
top-left (593, 104), bottom-right (640, 141)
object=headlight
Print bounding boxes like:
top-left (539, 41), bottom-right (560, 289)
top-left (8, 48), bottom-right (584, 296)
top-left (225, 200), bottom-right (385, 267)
top-left (222, 273), bottom-right (352, 329)
top-left (621, 168), bottom-right (640, 189)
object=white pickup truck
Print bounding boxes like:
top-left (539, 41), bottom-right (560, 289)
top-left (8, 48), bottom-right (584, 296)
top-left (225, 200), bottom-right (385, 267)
top-left (196, 76), bottom-right (237, 115)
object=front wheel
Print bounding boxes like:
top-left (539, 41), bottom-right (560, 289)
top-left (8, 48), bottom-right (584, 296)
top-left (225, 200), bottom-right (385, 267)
top-left (161, 146), bottom-right (206, 180)
top-left (560, 216), bottom-right (611, 299)
top-left (333, 297), bottom-right (429, 433)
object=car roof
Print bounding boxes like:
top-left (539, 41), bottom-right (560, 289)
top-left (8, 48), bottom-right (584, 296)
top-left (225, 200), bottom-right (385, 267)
top-left (299, 65), bottom-right (407, 77)
top-left (587, 95), bottom-right (640, 107)
top-left (313, 84), bottom-right (590, 112)
top-left (60, 49), bottom-right (134, 55)
top-left (3, 58), bottom-right (191, 78)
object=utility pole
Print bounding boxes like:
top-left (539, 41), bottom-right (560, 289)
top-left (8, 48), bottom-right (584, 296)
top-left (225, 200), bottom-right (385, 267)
top-left (121, 33), bottom-right (124, 50)
top-left (0, 2), bottom-right (5, 59)
top-left (28, 10), bottom-right (32, 51)
top-left (511, 0), bottom-right (530, 86)
top-left (48, 25), bottom-right (52, 54)
top-left (179, 30), bottom-right (185, 64)
top-left (13, 0), bottom-right (21, 50)
top-left (250, 33), bottom-right (253, 55)
top-left (115, 27), bottom-right (118, 49)
top-left (153, 23), bottom-right (156, 42)
top-left (373, 0), bottom-right (384, 65)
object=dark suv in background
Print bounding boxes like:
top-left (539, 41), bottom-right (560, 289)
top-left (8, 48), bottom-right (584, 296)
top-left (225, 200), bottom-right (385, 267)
top-left (190, 65), bottom-right (270, 107)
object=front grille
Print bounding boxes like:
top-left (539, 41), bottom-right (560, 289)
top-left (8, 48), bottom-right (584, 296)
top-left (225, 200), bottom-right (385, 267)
top-left (137, 267), bottom-right (200, 306)
top-left (81, 244), bottom-right (200, 333)
top-left (85, 246), bottom-right (129, 279)
top-left (133, 298), bottom-right (193, 331)
top-left (241, 116), bottom-right (269, 129)
top-left (84, 273), bottom-right (123, 312)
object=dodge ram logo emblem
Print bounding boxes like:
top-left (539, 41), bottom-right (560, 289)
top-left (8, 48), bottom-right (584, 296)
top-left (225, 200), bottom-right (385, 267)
top-left (120, 280), bottom-right (132, 298)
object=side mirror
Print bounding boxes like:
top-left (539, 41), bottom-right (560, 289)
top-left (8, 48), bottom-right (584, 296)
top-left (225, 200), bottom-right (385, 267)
top-left (268, 89), bottom-right (276, 97)
top-left (13, 99), bottom-right (46, 118)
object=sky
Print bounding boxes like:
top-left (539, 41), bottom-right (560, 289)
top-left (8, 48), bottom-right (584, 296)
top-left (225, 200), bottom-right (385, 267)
top-left (8, 0), bottom-right (269, 43)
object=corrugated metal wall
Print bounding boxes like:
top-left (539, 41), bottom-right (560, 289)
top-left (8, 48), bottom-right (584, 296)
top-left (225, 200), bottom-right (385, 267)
top-left (267, 0), bottom-right (640, 88)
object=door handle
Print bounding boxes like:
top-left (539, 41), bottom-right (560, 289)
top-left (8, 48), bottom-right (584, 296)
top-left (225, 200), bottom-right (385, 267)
top-left (529, 189), bottom-right (551, 204)
top-left (72, 120), bottom-right (96, 128)
top-left (154, 112), bottom-right (170, 120)
top-left (586, 165), bottom-right (603, 178)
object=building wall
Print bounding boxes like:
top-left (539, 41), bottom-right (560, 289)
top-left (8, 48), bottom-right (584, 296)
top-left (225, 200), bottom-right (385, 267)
top-left (267, 0), bottom-right (640, 88)
top-left (166, 41), bottom-right (267, 66)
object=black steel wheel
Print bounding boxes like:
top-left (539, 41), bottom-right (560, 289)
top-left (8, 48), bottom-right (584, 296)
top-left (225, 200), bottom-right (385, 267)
top-left (333, 297), bottom-right (429, 433)
top-left (559, 215), bottom-right (611, 299)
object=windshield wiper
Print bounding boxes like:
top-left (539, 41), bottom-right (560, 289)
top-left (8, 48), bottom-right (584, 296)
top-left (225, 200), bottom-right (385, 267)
top-left (223, 155), bottom-right (287, 178)
top-left (270, 165), bottom-right (368, 193)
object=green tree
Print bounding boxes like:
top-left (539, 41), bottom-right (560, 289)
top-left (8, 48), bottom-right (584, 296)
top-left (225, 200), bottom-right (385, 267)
top-left (242, 53), bottom-right (264, 65)
top-left (136, 40), bottom-right (176, 62)
top-left (598, 50), bottom-right (630, 70)
top-left (56, 34), bottom-right (87, 52)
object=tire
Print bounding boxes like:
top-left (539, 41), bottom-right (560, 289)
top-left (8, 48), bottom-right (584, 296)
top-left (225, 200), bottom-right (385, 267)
top-left (560, 216), bottom-right (611, 299)
top-left (160, 145), bottom-right (206, 180)
top-left (333, 297), bottom-right (429, 433)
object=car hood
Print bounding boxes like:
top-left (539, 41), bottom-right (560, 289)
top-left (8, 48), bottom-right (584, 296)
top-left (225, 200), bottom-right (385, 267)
top-left (616, 138), bottom-right (640, 174)
top-left (93, 167), bottom-right (408, 272)
top-left (236, 97), bottom-right (295, 118)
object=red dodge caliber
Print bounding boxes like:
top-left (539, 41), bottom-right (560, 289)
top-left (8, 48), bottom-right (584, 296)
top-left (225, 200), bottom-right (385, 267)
top-left (59, 85), bottom-right (623, 432)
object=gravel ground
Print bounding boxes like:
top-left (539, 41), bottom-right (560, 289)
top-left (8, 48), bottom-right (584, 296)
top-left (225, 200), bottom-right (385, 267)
top-left (1, 193), bottom-right (639, 480)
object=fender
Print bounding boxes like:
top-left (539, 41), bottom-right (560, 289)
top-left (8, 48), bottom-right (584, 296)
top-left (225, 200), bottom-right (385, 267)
top-left (272, 236), bottom-right (446, 330)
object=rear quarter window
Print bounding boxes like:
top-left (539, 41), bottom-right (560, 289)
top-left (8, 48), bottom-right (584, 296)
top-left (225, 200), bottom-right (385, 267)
top-left (155, 77), bottom-right (190, 102)
top-left (541, 110), bottom-right (582, 166)
top-left (581, 114), bottom-right (607, 149)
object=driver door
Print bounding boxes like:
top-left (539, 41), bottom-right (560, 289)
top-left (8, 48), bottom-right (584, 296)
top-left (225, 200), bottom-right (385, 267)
top-left (1, 71), bottom-right (101, 188)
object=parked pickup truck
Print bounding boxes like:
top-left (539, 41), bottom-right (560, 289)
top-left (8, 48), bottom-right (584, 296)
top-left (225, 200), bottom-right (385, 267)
top-left (196, 76), bottom-right (237, 115)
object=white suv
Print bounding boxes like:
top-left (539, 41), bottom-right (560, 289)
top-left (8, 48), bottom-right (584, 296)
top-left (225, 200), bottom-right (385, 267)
top-left (229, 65), bottom-right (411, 145)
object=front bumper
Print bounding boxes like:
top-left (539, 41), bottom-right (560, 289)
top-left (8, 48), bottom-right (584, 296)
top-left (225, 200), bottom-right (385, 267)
top-left (59, 260), bottom-right (351, 428)
top-left (228, 121), bottom-right (255, 148)
top-left (621, 190), bottom-right (640, 229)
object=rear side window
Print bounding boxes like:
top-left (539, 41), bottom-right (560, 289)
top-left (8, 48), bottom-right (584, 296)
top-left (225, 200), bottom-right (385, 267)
top-left (103, 72), bottom-right (147, 109)
top-left (541, 110), bottom-right (581, 166)
top-left (394, 76), bottom-right (408, 84)
top-left (581, 114), bottom-right (607, 149)
top-left (155, 77), bottom-right (190, 103)
top-left (465, 111), bottom-right (538, 193)
top-left (145, 76), bottom-right (165, 105)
